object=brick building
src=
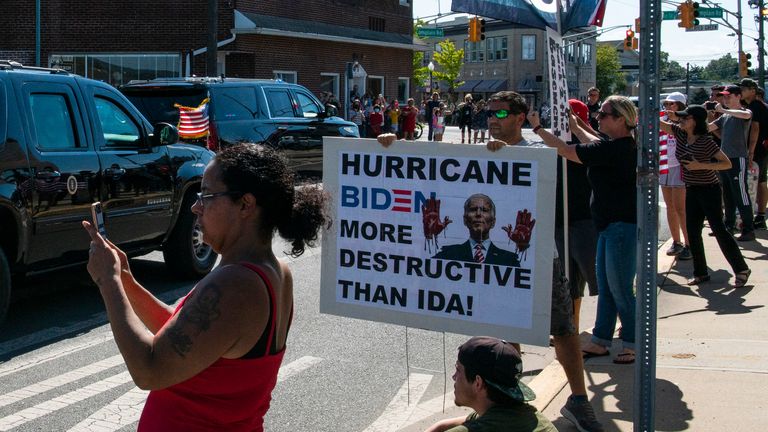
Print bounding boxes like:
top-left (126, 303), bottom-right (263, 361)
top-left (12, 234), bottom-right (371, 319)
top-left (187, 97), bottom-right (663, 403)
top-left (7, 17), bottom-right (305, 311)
top-left (0, 0), bottom-right (423, 113)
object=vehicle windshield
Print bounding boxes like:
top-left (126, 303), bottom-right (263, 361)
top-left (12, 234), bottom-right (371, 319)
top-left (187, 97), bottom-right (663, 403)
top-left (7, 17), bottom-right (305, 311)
top-left (123, 88), bottom-right (207, 124)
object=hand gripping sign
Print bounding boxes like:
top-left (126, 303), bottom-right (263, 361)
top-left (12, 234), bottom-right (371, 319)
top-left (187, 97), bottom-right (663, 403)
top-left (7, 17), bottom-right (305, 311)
top-left (320, 137), bottom-right (557, 346)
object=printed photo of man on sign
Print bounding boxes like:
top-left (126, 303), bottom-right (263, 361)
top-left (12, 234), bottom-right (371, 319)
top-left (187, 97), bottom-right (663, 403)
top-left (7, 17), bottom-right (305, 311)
top-left (432, 194), bottom-right (522, 267)
top-left (320, 138), bottom-right (557, 345)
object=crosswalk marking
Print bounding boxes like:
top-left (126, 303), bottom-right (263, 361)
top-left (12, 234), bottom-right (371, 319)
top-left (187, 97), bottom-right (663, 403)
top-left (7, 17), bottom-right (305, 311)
top-left (58, 356), bottom-right (324, 432)
top-left (363, 373), bottom-right (433, 432)
top-left (0, 355), bottom-right (124, 408)
top-left (0, 371), bottom-right (133, 431)
top-left (67, 387), bottom-right (147, 432)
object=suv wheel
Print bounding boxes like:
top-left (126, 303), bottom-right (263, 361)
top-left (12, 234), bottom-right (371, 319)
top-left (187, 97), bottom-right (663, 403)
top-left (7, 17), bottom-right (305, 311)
top-left (163, 196), bottom-right (217, 278)
top-left (0, 248), bottom-right (11, 326)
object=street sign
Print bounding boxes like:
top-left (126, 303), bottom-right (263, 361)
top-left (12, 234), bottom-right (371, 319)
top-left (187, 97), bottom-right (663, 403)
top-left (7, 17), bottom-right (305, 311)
top-left (663, 10), bottom-right (678, 20)
top-left (686, 23), bottom-right (719, 31)
top-left (416, 27), bottom-right (444, 38)
top-left (698, 7), bottom-right (723, 18)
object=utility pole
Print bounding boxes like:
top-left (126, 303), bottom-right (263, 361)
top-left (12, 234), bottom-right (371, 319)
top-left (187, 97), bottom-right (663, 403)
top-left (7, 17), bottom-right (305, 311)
top-left (738, 0), bottom-right (745, 76)
top-left (759, 0), bottom-right (765, 87)
top-left (207, 0), bottom-right (218, 77)
top-left (685, 62), bottom-right (690, 97)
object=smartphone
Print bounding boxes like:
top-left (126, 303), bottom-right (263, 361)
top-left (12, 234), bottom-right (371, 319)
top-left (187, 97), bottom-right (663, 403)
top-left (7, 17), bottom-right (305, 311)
top-left (705, 101), bottom-right (717, 110)
top-left (91, 202), bottom-right (107, 238)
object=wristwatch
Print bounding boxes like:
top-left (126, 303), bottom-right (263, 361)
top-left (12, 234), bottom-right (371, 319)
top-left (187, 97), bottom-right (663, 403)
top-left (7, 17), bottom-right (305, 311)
top-left (532, 125), bottom-right (543, 134)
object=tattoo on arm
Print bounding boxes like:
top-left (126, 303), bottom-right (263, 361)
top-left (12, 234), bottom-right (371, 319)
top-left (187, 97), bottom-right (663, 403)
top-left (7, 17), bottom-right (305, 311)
top-left (168, 283), bottom-right (223, 357)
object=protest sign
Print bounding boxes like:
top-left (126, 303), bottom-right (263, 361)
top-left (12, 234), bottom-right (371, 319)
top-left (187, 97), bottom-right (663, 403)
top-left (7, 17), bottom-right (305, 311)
top-left (546, 27), bottom-right (571, 142)
top-left (320, 138), bottom-right (557, 345)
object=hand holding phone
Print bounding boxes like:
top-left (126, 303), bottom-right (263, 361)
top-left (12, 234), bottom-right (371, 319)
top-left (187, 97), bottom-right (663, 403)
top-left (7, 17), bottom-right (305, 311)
top-left (91, 202), bottom-right (107, 238)
top-left (705, 101), bottom-right (717, 111)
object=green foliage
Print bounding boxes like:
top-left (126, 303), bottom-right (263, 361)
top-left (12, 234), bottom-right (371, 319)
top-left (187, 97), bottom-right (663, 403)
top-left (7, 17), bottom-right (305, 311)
top-left (412, 19), bottom-right (430, 89)
top-left (660, 52), bottom-right (686, 81)
top-left (432, 40), bottom-right (465, 95)
top-left (595, 44), bottom-right (626, 95)
top-left (702, 54), bottom-right (738, 81)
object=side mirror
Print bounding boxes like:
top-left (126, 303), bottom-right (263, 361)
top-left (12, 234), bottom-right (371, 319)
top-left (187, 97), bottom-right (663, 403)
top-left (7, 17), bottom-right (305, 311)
top-left (151, 122), bottom-right (179, 146)
top-left (324, 104), bottom-right (338, 118)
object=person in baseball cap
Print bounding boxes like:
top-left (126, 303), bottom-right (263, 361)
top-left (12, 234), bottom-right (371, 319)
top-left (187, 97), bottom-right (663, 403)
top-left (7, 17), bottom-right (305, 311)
top-left (738, 78), bottom-right (759, 89)
top-left (426, 336), bottom-right (557, 432)
top-left (719, 85), bottom-right (742, 96)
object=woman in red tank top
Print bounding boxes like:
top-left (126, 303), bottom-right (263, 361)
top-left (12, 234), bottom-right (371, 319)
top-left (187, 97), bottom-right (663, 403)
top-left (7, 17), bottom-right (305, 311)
top-left (83, 144), bottom-right (330, 431)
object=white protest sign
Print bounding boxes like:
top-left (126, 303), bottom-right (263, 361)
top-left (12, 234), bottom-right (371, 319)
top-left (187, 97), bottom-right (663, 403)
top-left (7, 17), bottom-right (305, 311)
top-left (320, 138), bottom-right (557, 346)
top-left (546, 27), bottom-right (571, 142)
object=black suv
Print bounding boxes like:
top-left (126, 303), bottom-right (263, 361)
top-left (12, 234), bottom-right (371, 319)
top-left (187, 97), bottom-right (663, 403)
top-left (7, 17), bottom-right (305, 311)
top-left (0, 61), bottom-right (217, 324)
top-left (120, 77), bottom-right (359, 174)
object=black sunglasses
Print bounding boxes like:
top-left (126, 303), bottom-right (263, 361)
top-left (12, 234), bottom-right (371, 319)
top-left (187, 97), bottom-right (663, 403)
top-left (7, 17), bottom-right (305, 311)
top-left (485, 109), bottom-right (520, 119)
top-left (596, 110), bottom-right (618, 119)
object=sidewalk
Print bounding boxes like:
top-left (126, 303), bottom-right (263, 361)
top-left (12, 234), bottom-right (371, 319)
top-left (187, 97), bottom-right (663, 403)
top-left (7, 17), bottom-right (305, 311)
top-left (400, 229), bottom-right (768, 431)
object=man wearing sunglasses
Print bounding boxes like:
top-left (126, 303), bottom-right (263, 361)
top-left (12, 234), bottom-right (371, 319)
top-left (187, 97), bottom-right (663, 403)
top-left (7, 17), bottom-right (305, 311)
top-left (485, 91), bottom-right (605, 432)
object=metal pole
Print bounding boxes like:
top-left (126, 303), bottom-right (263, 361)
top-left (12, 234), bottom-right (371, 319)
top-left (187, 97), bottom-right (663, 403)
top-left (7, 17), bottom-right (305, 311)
top-left (759, 0), bottom-right (765, 87)
top-left (635, 0), bottom-right (661, 430)
top-left (35, 0), bottom-right (40, 66)
top-left (738, 0), bottom-right (744, 68)
top-left (206, 0), bottom-right (218, 77)
top-left (685, 62), bottom-right (690, 97)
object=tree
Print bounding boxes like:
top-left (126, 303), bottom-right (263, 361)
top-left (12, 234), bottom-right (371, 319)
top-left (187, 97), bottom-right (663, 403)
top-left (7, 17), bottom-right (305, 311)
top-left (412, 20), bottom-right (430, 90)
top-left (660, 51), bottom-right (686, 81)
top-left (702, 54), bottom-right (738, 81)
top-left (595, 44), bottom-right (625, 95)
top-left (432, 40), bottom-right (465, 101)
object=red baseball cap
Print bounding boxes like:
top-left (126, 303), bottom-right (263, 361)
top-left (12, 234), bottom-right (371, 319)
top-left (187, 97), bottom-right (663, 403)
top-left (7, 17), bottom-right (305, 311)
top-left (568, 99), bottom-right (589, 123)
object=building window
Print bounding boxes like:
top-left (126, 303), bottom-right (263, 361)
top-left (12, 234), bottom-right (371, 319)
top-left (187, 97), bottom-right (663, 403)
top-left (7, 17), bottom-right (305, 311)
top-left (486, 36), bottom-right (508, 61)
top-left (320, 73), bottom-right (339, 100)
top-left (369, 17), bottom-right (386, 32)
top-left (521, 35), bottom-right (536, 61)
top-left (367, 76), bottom-right (384, 99)
top-left (467, 40), bottom-right (485, 63)
top-left (581, 44), bottom-right (592, 65)
top-left (49, 53), bottom-right (180, 87)
top-left (398, 77), bottom-right (410, 103)
top-left (273, 70), bottom-right (297, 84)
top-left (566, 43), bottom-right (576, 62)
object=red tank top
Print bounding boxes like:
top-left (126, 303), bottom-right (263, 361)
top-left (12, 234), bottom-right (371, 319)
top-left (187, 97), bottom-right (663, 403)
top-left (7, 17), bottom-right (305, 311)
top-left (138, 263), bottom-right (287, 432)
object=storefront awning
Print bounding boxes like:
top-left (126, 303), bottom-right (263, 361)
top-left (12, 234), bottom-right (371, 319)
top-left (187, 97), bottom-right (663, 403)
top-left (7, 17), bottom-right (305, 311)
top-left (473, 79), bottom-right (508, 93)
top-left (455, 80), bottom-right (481, 92)
top-left (234, 10), bottom-right (429, 51)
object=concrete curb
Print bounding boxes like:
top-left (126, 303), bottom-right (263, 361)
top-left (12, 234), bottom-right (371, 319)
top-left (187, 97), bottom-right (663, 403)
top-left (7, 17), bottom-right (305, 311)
top-left (522, 236), bottom-right (680, 412)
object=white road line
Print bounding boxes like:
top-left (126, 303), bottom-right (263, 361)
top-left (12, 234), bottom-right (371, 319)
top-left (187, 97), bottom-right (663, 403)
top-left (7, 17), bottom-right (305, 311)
top-left (277, 356), bottom-right (323, 382)
top-left (363, 373), bottom-right (433, 432)
top-left (0, 331), bottom-right (115, 378)
top-left (66, 387), bottom-right (148, 432)
top-left (0, 371), bottom-right (133, 431)
top-left (62, 355), bottom-right (325, 432)
top-left (0, 354), bottom-right (123, 408)
top-left (395, 390), bottom-right (468, 429)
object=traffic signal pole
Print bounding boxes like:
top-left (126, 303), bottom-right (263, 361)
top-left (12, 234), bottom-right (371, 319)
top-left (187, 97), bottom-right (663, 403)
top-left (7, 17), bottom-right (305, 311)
top-left (636, 0), bottom-right (661, 430)
top-left (759, 0), bottom-right (765, 88)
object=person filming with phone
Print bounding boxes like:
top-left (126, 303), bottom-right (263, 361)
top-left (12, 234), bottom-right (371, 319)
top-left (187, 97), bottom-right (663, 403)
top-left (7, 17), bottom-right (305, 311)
top-left (83, 144), bottom-right (329, 431)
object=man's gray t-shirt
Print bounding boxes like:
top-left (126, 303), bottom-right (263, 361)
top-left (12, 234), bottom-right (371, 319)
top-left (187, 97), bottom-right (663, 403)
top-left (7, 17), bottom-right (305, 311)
top-left (714, 113), bottom-right (751, 158)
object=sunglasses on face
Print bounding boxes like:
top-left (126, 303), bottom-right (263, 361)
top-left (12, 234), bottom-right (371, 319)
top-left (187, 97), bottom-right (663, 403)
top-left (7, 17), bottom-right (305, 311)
top-left (485, 109), bottom-right (520, 119)
top-left (597, 110), bottom-right (618, 119)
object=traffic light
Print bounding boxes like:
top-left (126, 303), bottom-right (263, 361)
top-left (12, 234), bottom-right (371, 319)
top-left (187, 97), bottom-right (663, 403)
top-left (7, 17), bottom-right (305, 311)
top-left (624, 29), bottom-right (635, 50)
top-left (740, 51), bottom-right (752, 77)
top-left (678, 1), bottom-right (700, 29)
top-left (468, 17), bottom-right (479, 42)
top-left (478, 18), bottom-right (486, 41)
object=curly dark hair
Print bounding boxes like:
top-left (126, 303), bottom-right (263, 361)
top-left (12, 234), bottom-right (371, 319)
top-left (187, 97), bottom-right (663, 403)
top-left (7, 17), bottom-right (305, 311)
top-left (215, 144), bottom-right (330, 257)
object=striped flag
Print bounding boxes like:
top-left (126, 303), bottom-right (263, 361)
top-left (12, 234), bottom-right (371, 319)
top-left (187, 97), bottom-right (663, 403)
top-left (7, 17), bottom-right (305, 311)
top-left (659, 112), bottom-right (670, 175)
top-left (175, 98), bottom-right (210, 139)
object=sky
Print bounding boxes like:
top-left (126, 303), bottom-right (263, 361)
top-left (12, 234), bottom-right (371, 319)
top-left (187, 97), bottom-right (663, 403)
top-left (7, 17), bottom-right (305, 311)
top-left (413, 0), bottom-right (764, 67)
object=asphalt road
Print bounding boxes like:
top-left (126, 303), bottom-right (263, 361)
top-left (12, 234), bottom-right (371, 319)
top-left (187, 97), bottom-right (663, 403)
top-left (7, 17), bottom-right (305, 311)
top-left (0, 131), bottom-right (671, 431)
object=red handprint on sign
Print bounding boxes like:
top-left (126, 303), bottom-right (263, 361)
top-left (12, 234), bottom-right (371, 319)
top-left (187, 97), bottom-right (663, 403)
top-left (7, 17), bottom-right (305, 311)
top-left (501, 209), bottom-right (536, 261)
top-left (422, 197), bottom-right (452, 254)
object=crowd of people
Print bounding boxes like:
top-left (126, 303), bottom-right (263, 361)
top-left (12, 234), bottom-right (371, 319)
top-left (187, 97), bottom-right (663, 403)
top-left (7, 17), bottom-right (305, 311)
top-left (81, 79), bottom-right (766, 431)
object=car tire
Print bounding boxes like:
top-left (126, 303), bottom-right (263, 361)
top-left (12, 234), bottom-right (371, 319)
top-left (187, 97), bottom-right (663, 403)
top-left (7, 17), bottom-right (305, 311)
top-left (163, 196), bottom-right (217, 279)
top-left (0, 248), bottom-right (11, 326)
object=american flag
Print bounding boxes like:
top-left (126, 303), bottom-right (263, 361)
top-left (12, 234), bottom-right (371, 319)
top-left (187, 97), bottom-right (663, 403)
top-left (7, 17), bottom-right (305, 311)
top-left (659, 112), bottom-right (669, 175)
top-left (175, 98), bottom-right (210, 139)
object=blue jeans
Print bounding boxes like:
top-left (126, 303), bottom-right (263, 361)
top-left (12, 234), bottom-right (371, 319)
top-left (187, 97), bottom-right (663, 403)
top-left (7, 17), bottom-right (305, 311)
top-left (592, 222), bottom-right (637, 350)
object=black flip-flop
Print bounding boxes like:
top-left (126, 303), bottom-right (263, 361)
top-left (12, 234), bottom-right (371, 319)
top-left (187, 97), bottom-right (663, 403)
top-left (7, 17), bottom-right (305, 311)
top-left (613, 352), bottom-right (635, 364)
top-left (582, 350), bottom-right (610, 359)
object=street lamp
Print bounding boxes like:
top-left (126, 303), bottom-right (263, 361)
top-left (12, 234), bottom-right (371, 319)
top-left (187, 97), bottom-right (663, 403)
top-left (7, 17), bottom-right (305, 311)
top-left (428, 61), bottom-right (435, 93)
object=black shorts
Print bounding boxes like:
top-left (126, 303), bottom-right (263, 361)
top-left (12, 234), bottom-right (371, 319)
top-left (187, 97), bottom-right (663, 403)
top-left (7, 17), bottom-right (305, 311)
top-left (756, 151), bottom-right (768, 183)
